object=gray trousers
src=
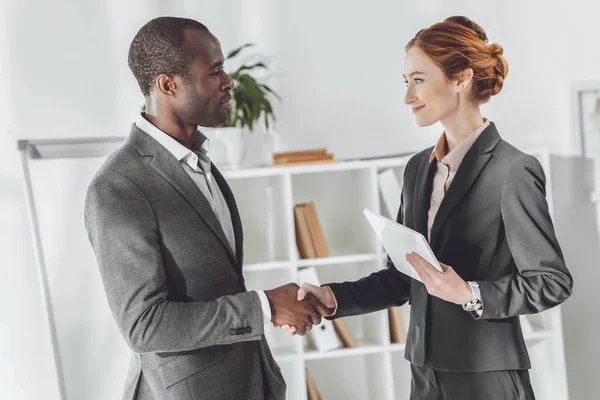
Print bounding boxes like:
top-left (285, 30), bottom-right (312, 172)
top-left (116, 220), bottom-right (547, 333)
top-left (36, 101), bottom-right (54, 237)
top-left (410, 364), bottom-right (535, 400)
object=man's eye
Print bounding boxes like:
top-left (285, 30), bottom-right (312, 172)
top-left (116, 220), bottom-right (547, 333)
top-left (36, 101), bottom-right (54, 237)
top-left (415, 78), bottom-right (423, 84)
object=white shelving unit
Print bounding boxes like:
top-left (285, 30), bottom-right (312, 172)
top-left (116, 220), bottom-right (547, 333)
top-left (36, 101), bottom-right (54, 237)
top-left (224, 150), bottom-right (569, 400)
top-left (18, 137), bottom-right (569, 400)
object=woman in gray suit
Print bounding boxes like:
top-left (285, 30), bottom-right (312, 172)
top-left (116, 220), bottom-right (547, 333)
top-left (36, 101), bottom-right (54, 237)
top-left (283, 16), bottom-right (573, 400)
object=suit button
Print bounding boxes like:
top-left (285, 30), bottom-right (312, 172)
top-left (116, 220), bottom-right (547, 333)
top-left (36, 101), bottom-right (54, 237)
top-left (246, 326), bottom-right (252, 334)
top-left (229, 328), bottom-right (236, 336)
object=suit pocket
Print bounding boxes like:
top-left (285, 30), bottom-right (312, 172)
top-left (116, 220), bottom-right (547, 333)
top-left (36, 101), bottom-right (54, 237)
top-left (160, 347), bottom-right (226, 389)
top-left (508, 370), bottom-right (522, 399)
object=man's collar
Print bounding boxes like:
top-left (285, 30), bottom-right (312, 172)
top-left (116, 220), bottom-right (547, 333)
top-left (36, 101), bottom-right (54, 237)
top-left (135, 113), bottom-right (211, 160)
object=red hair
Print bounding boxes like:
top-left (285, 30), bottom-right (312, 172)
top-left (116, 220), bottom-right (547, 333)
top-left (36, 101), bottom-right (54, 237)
top-left (406, 16), bottom-right (508, 103)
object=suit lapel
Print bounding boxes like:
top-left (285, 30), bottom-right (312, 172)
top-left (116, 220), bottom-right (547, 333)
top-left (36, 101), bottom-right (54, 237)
top-left (128, 125), bottom-right (238, 267)
top-left (211, 166), bottom-right (244, 269)
top-left (413, 152), bottom-right (437, 238)
top-left (429, 123), bottom-right (501, 246)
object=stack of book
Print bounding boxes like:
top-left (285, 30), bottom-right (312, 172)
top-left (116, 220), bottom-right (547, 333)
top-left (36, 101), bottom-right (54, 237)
top-left (294, 202), bottom-right (329, 259)
top-left (272, 149), bottom-right (335, 167)
top-left (388, 307), bottom-right (407, 343)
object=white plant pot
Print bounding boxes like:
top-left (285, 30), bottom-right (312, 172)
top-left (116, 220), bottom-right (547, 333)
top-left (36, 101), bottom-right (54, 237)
top-left (200, 127), bottom-right (247, 169)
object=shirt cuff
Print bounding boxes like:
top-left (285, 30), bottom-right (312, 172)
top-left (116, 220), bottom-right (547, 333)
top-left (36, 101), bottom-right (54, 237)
top-left (468, 281), bottom-right (483, 318)
top-left (325, 285), bottom-right (338, 317)
top-left (256, 290), bottom-right (272, 326)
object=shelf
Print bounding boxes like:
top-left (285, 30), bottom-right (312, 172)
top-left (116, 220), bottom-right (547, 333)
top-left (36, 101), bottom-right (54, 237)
top-left (304, 339), bottom-right (386, 360)
top-left (271, 345), bottom-right (300, 362)
top-left (221, 156), bottom-right (411, 180)
top-left (296, 253), bottom-right (382, 268)
top-left (243, 254), bottom-right (384, 271)
top-left (243, 261), bottom-right (294, 272)
top-left (389, 342), bottom-right (407, 352)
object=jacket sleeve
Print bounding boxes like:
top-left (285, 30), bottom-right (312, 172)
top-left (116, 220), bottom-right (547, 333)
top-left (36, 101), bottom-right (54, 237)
top-left (477, 154), bottom-right (573, 319)
top-left (84, 171), bottom-right (264, 354)
top-left (326, 165), bottom-right (412, 319)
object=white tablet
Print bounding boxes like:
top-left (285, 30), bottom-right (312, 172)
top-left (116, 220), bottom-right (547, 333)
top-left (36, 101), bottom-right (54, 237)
top-left (363, 208), bottom-right (442, 282)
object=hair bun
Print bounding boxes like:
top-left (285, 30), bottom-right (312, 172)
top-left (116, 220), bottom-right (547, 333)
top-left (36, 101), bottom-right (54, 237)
top-left (489, 43), bottom-right (504, 58)
top-left (444, 16), bottom-right (488, 42)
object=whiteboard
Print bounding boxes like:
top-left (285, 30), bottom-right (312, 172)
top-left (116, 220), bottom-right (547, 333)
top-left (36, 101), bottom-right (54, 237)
top-left (27, 155), bottom-right (130, 400)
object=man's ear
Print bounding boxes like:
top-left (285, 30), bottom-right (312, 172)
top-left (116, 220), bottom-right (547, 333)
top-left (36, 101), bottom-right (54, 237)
top-left (155, 74), bottom-right (177, 96)
top-left (455, 68), bottom-right (474, 93)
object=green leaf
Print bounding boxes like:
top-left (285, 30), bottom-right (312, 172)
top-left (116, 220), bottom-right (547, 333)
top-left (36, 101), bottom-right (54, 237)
top-left (234, 62), bottom-right (268, 75)
top-left (260, 84), bottom-right (282, 101)
top-left (226, 43), bottom-right (255, 60)
top-left (224, 44), bottom-right (282, 132)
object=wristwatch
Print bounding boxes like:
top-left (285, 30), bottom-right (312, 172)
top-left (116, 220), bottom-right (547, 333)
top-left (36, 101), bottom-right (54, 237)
top-left (462, 281), bottom-right (483, 312)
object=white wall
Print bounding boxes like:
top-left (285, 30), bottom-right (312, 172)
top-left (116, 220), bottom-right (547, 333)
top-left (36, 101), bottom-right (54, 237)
top-left (2, 0), bottom-right (599, 399)
top-left (270, 0), bottom-right (600, 158)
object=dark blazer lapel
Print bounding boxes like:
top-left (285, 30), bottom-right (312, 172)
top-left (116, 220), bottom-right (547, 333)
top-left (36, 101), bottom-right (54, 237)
top-left (413, 151), bottom-right (437, 238)
top-left (128, 125), bottom-right (238, 267)
top-left (429, 123), bottom-right (502, 247)
top-left (211, 165), bottom-right (244, 269)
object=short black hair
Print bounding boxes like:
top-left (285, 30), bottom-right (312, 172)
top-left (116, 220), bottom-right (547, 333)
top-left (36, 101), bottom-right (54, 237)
top-left (128, 17), bottom-right (209, 96)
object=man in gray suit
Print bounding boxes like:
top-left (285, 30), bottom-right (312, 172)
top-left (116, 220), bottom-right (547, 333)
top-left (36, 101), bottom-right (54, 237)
top-left (85, 17), bottom-right (327, 400)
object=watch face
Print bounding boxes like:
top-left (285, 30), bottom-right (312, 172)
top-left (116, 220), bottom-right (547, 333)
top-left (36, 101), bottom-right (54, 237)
top-left (464, 300), bottom-right (482, 312)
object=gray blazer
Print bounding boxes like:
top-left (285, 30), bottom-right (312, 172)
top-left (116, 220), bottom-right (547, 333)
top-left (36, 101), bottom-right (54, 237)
top-left (85, 124), bottom-right (285, 400)
top-left (327, 122), bottom-right (573, 372)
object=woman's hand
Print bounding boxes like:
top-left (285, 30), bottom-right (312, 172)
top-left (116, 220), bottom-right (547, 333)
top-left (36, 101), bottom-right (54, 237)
top-left (406, 252), bottom-right (473, 305)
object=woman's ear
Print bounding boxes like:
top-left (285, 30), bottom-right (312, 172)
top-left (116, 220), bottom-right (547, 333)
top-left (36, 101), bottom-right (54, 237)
top-left (455, 68), bottom-right (474, 93)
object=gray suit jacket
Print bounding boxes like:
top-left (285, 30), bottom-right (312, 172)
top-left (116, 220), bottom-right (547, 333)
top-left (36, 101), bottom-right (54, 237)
top-left (85, 124), bottom-right (285, 399)
top-left (327, 122), bottom-right (573, 372)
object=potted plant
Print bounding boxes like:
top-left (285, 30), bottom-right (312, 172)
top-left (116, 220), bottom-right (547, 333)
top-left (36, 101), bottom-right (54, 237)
top-left (203, 43), bottom-right (280, 169)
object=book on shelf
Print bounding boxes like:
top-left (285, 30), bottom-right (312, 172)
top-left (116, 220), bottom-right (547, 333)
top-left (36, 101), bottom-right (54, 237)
top-left (293, 202), bottom-right (329, 258)
top-left (304, 202), bottom-right (329, 257)
top-left (305, 368), bottom-right (323, 400)
top-left (332, 319), bottom-right (357, 348)
top-left (297, 267), bottom-right (342, 352)
top-left (388, 307), bottom-right (407, 343)
top-left (275, 148), bottom-right (327, 159)
top-left (294, 205), bottom-right (317, 259)
top-left (275, 153), bottom-right (334, 164)
top-left (272, 148), bottom-right (335, 167)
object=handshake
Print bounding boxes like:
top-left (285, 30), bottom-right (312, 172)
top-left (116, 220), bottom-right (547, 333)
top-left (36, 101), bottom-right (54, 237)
top-left (264, 282), bottom-right (337, 335)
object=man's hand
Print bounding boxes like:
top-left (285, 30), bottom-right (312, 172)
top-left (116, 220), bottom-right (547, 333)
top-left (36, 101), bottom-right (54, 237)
top-left (277, 283), bottom-right (336, 335)
top-left (264, 283), bottom-right (330, 335)
top-left (406, 252), bottom-right (472, 305)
